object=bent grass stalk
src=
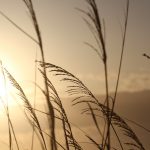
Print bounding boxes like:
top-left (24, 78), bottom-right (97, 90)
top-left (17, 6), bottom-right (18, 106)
top-left (40, 61), bottom-right (145, 149)
top-left (0, 0), bottom-right (147, 149)
top-left (4, 68), bottom-right (47, 150)
top-left (0, 61), bottom-right (12, 150)
top-left (0, 62), bottom-right (19, 150)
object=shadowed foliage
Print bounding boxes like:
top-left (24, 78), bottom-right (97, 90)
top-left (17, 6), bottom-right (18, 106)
top-left (0, 0), bottom-right (147, 150)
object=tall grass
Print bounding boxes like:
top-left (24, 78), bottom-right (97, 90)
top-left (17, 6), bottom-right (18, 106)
top-left (0, 0), bottom-right (148, 150)
top-left (21, 1), bottom-right (58, 150)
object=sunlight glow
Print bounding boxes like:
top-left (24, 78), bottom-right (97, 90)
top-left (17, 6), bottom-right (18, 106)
top-left (0, 73), bottom-right (7, 98)
top-left (0, 70), bottom-right (14, 107)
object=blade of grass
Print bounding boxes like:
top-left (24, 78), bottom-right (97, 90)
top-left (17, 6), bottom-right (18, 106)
top-left (21, 1), bottom-right (57, 149)
top-left (0, 10), bottom-right (38, 44)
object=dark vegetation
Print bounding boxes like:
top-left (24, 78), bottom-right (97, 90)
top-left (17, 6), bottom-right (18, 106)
top-left (0, 0), bottom-right (148, 150)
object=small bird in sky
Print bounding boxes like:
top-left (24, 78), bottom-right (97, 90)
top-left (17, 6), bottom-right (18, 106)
top-left (143, 53), bottom-right (150, 59)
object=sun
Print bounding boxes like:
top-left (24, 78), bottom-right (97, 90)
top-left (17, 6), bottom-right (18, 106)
top-left (0, 72), bottom-right (7, 113)
top-left (0, 70), bottom-right (16, 110)
top-left (0, 73), bottom-right (7, 98)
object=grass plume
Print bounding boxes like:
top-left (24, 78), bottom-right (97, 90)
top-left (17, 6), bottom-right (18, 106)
top-left (0, 0), bottom-right (147, 150)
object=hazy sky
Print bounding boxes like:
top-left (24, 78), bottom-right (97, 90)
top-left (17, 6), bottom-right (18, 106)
top-left (0, 0), bottom-right (150, 149)
top-left (0, 0), bottom-right (150, 96)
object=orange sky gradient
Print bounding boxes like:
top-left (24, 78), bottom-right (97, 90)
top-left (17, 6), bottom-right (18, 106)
top-left (0, 0), bottom-right (150, 95)
top-left (0, 0), bottom-right (150, 149)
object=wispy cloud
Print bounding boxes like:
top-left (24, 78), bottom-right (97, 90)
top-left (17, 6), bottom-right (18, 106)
top-left (119, 72), bottom-right (150, 92)
top-left (76, 71), bottom-right (150, 94)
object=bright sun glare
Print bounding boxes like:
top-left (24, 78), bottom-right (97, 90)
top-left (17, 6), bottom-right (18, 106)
top-left (0, 72), bottom-right (14, 107)
top-left (0, 74), bottom-right (7, 98)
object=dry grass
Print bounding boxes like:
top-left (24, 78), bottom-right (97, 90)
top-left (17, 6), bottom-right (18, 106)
top-left (0, 0), bottom-right (147, 150)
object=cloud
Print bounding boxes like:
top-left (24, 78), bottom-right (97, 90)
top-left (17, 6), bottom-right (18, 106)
top-left (119, 72), bottom-right (150, 92)
top-left (76, 71), bottom-right (150, 94)
top-left (16, 70), bottom-right (150, 98)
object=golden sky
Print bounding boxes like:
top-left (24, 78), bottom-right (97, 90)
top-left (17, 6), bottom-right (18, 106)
top-left (0, 0), bottom-right (150, 95)
top-left (0, 0), bottom-right (150, 149)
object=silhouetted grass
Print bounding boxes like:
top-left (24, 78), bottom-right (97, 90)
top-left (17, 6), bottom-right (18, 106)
top-left (0, 0), bottom-right (147, 150)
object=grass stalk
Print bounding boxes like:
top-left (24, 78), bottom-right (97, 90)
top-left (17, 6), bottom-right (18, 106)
top-left (5, 68), bottom-right (47, 150)
top-left (0, 61), bottom-right (12, 150)
top-left (79, 0), bottom-right (111, 149)
top-left (31, 49), bottom-right (38, 150)
top-left (0, 10), bottom-right (38, 44)
top-left (0, 0), bottom-right (147, 149)
top-left (112, 0), bottom-right (130, 117)
top-left (0, 61), bottom-right (20, 150)
top-left (39, 67), bottom-right (82, 150)
top-left (21, 1), bottom-right (57, 149)
top-left (103, 0), bottom-right (130, 149)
